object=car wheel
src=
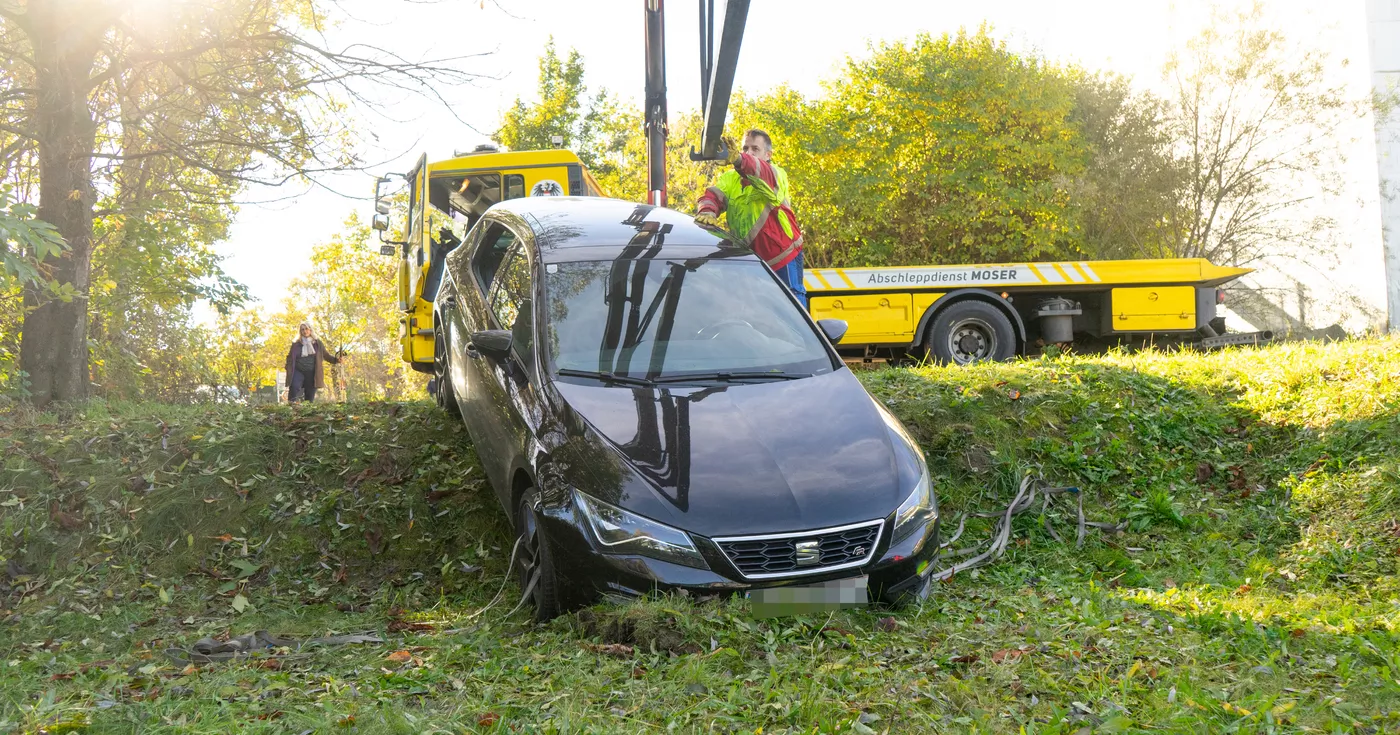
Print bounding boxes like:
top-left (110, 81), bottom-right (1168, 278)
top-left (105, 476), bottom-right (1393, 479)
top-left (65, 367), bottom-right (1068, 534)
top-left (515, 488), bottom-right (563, 622)
top-left (434, 328), bottom-right (461, 418)
top-left (924, 301), bottom-right (1017, 365)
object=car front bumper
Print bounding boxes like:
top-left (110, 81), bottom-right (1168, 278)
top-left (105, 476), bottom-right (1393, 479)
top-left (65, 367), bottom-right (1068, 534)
top-left (537, 502), bottom-right (942, 609)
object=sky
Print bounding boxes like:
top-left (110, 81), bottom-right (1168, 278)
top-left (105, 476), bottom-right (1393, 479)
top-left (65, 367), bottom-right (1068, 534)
top-left (216, 0), bottom-right (1387, 329)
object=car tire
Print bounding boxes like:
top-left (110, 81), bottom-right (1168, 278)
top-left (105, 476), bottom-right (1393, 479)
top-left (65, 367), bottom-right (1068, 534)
top-left (924, 300), bottom-right (1017, 365)
top-left (434, 328), bottom-right (461, 418)
top-left (515, 488), bottom-right (564, 622)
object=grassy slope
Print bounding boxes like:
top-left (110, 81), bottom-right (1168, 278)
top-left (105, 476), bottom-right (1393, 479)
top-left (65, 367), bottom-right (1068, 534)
top-left (1, 339), bottom-right (1398, 734)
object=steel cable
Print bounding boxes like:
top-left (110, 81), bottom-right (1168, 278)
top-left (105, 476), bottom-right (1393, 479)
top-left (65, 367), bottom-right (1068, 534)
top-left (928, 474), bottom-right (1125, 582)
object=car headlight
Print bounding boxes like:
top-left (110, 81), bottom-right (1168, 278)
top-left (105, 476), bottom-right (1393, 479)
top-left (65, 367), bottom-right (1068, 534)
top-left (573, 490), bottom-right (707, 569)
top-left (891, 453), bottom-right (936, 545)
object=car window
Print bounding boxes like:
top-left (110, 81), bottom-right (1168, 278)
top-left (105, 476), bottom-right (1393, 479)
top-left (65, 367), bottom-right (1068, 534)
top-left (444, 222), bottom-right (484, 291)
top-left (543, 258), bottom-right (833, 378)
top-left (489, 242), bottom-right (531, 330)
top-left (472, 223), bottom-right (517, 296)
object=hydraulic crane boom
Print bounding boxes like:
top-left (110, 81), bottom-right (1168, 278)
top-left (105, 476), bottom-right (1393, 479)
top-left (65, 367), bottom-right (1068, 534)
top-left (643, 0), bottom-right (751, 207)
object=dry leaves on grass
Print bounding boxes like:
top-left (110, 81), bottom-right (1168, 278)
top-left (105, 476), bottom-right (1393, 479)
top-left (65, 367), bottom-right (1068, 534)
top-left (583, 642), bottom-right (635, 658)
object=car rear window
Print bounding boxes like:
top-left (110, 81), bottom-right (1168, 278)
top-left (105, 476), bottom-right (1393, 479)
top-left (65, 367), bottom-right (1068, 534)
top-left (543, 258), bottom-right (833, 379)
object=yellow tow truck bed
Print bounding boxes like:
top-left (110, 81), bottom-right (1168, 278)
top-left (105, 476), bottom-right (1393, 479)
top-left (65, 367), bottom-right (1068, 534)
top-left (803, 258), bottom-right (1253, 363)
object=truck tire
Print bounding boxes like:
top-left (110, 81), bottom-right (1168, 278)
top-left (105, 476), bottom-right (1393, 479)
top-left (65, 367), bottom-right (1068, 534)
top-left (924, 300), bottom-right (1017, 365)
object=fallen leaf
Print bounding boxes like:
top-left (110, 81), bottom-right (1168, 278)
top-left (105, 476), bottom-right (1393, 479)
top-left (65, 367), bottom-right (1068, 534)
top-left (386, 650), bottom-right (412, 663)
top-left (478, 712), bottom-right (501, 728)
top-left (951, 653), bottom-right (980, 664)
top-left (875, 616), bottom-right (898, 632)
top-left (364, 527), bottom-right (386, 555)
top-left (1008, 388), bottom-right (1021, 400)
top-left (1195, 463), bottom-right (1214, 483)
top-left (49, 502), bottom-right (83, 531)
top-left (387, 620), bottom-right (436, 633)
top-left (210, 534), bottom-right (233, 543)
top-left (991, 649), bottom-right (1023, 663)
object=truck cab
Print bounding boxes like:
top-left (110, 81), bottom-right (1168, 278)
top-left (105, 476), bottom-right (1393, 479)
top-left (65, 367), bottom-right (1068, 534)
top-left (374, 145), bottom-right (606, 373)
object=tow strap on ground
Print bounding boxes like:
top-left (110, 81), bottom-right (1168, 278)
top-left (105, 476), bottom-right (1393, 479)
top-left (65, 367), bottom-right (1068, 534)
top-left (163, 631), bottom-right (383, 666)
top-left (454, 534), bottom-right (532, 623)
top-left (927, 475), bottom-right (1127, 583)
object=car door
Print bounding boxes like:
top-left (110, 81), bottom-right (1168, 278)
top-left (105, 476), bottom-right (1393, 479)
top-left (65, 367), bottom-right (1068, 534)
top-left (447, 221), bottom-right (516, 476)
top-left (474, 238), bottom-right (544, 507)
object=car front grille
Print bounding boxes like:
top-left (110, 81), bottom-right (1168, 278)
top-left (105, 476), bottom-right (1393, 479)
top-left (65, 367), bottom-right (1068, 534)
top-left (712, 520), bottom-right (883, 580)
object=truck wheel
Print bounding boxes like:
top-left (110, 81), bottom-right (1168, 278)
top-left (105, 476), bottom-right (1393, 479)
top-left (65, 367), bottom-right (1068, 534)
top-left (434, 330), bottom-right (461, 418)
top-left (924, 301), bottom-right (1017, 365)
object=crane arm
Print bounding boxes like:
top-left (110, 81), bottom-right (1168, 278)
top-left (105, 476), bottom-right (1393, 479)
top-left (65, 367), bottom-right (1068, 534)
top-left (643, 0), bottom-right (751, 207)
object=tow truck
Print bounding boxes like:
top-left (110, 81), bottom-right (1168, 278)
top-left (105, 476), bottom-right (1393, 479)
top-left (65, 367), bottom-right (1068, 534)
top-left (371, 0), bottom-right (1266, 373)
top-left (371, 147), bottom-right (606, 372)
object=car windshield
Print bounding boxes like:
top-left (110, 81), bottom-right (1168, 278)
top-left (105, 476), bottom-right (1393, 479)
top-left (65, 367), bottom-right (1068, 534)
top-left (544, 257), bottom-right (833, 379)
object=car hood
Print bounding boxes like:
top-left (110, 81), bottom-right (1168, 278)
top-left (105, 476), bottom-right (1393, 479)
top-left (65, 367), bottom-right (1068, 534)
top-left (552, 369), bottom-right (909, 538)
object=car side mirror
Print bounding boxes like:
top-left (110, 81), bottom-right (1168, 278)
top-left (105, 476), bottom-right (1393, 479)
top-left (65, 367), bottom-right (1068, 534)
top-left (469, 329), bottom-right (513, 361)
top-left (372, 214), bottom-right (389, 232)
top-left (817, 318), bottom-right (848, 344)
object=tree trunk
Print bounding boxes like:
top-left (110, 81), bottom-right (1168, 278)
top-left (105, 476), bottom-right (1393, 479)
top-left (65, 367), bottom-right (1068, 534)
top-left (19, 3), bottom-right (102, 406)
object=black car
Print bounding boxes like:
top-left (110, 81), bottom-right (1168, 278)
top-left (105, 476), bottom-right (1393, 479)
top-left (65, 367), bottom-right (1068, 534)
top-left (432, 197), bottom-right (940, 620)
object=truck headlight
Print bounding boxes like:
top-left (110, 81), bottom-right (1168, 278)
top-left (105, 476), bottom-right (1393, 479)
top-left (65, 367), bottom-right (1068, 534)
top-left (573, 490), bottom-right (707, 569)
top-left (891, 454), bottom-right (936, 545)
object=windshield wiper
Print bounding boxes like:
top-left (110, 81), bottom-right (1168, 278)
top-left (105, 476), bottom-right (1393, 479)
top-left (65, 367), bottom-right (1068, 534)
top-left (555, 368), bottom-right (656, 387)
top-left (651, 371), bottom-right (812, 384)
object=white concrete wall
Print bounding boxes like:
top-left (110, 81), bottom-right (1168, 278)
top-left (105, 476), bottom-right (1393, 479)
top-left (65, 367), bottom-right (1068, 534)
top-left (1368, 0), bottom-right (1400, 331)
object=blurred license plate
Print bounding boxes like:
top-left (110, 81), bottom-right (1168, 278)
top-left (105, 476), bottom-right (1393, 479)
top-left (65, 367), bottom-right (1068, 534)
top-left (747, 576), bottom-right (868, 618)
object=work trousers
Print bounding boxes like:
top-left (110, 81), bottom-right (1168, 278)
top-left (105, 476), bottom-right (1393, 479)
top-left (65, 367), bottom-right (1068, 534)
top-left (288, 369), bottom-right (318, 402)
top-left (775, 251), bottom-right (807, 308)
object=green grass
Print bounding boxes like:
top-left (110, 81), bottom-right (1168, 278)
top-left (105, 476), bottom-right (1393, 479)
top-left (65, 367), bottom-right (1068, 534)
top-left (2, 338), bottom-right (1399, 733)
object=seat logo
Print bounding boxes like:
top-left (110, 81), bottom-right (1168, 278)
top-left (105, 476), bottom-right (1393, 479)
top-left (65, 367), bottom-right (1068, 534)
top-left (795, 540), bottom-right (822, 567)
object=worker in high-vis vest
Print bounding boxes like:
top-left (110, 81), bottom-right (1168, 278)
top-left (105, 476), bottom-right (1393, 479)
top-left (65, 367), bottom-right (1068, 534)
top-left (694, 129), bottom-right (806, 306)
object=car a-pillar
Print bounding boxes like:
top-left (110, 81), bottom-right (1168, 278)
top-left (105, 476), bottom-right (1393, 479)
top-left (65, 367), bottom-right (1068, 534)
top-left (914, 290), bottom-right (1025, 365)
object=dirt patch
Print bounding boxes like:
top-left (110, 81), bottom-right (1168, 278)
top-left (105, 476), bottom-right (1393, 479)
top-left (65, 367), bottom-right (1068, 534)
top-left (574, 608), bottom-right (702, 655)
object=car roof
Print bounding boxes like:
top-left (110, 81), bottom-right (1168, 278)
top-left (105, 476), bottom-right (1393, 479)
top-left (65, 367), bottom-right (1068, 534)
top-left (486, 196), bottom-right (748, 263)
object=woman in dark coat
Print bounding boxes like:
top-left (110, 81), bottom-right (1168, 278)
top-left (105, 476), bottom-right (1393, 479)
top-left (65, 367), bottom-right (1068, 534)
top-left (285, 323), bottom-right (342, 402)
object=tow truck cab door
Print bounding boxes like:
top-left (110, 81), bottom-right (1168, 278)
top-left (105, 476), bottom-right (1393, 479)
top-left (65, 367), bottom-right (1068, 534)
top-left (393, 155), bottom-right (427, 365)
